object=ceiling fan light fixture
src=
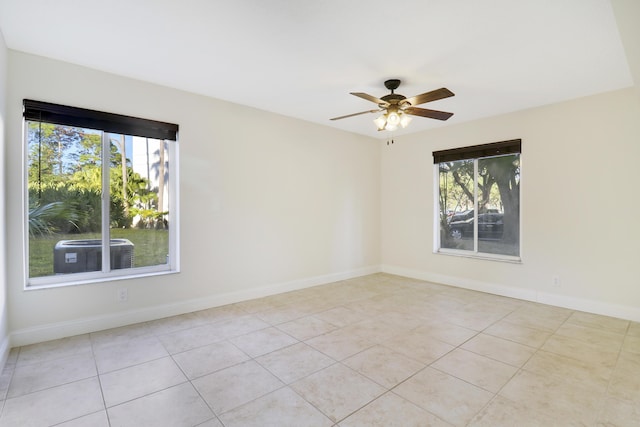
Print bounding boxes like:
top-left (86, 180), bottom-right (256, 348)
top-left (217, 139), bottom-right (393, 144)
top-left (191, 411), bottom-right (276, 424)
top-left (386, 111), bottom-right (400, 126)
top-left (385, 122), bottom-right (398, 132)
top-left (373, 115), bottom-right (387, 130)
top-left (400, 113), bottom-right (412, 128)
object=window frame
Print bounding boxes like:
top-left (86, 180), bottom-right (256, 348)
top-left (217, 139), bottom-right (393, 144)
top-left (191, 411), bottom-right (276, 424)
top-left (22, 100), bottom-right (180, 289)
top-left (433, 139), bottom-right (522, 263)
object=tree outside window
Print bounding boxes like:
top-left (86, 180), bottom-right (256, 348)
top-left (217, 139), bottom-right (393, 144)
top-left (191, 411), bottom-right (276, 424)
top-left (435, 140), bottom-right (520, 259)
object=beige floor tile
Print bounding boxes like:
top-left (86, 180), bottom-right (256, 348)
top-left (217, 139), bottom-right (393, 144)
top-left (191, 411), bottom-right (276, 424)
top-left (614, 348), bottom-right (640, 373)
top-left (229, 327), bottom-right (298, 357)
top-left (484, 320), bottom-right (551, 348)
top-left (566, 311), bottom-right (629, 334)
top-left (0, 368), bottom-right (12, 401)
top-left (3, 348), bottom-right (18, 370)
top-left (542, 334), bottom-right (620, 368)
top-left (292, 296), bottom-right (339, 313)
top-left (343, 298), bottom-right (393, 317)
top-left (195, 418), bottom-right (224, 427)
top-left (90, 322), bottom-right (155, 350)
top-left (313, 306), bottom-right (369, 327)
top-left (194, 304), bottom-right (248, 324)
top-left (431, 348), bottom-right (518, 393)
top-left (461, 333), bottom-right (535, 367)
top-left (172, 340), bottom-right (250, 379)
top-left (468, 395), bottom-right (559, 427)
top-left (219, 386), bottom-right (333, 427)
top-left (339, 392), bottom-right (453, 427)
top-left (596, 396), bottom-right (640, 426)
top-left (255, 305), bottom-right (310, 324)
top-left (342, 318), bottom-right (409, 343)
top-left (343, 345), bottom-right (425, 389)
top-left (444, 309), bottom-right (507, 331)
top-left (8, 352), bottom-right (96, 398)
top-left (382, 331), bottom-right (454, 364)
top-left (210, 315), bottom-right (270, 339)
top-left (374, 310), bottom-right (426, 330)
top-left (415, 295), bottom-right (465, 313)
top-left (93, 335), bottom-right (169, 374)
top-left (608, 351), bottom-right (640, 403)
top-left (499, 369), bottom-right (604, 425)
top-left (256, 342), bottom-right (335, 383)
top-left (623, 335), bottom-right (640, 354)
top-left (233, 296), bottom-right (286, 314)
top-left (468, 296), bottom-right (525, 313)
top-left (192, 360), bottom-right (283, 414)
top-left (555, 322), bottom-right (625, 348)
top-left (100, 356), bottom-right (187, 407)
top-left (394, 367), bottom-right (493, 426)
top-left (158, 315), bottom-right (269, 355)
top-left (412, 321), bottom-right (477, 346)
top-left (440, 288), bottom-right (484, 304)
top-left (523, 350), bottom-right (611, 388)
top-left (627, 322), bottom-right (640, 337)
top-left (305, 328), bottom-right (375, 360)
top-left (55, 410), bottom-right (110, 427)
top-left (146, 312), bottom-right (209, 336)
top-left (291, 363), bottom-right (385, 423)
top-left (277, 315), bottom-right (337, 340)
top-left (0, 377), bottom-right (104, 427)
top-left (107, 382), bottom-right (213, 427)
top-left (16, 334), bottom-right (92, 366)
top-left (157, 322), bottom-right (227, 354)
top-left (502, 305), bottom-right (570, 332)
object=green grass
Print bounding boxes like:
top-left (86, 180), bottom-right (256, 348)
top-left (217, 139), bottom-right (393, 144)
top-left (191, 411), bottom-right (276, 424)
top-left (29, 229), bottom-right (169, 277)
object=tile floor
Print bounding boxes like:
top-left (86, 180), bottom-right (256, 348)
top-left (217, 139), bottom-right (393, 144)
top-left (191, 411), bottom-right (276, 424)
top-left (0, 273), bottom-right (639, 426)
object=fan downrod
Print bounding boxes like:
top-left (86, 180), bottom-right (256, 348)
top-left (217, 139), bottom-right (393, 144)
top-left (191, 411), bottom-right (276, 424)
top-left (384, 79), bottom-right (401, 93)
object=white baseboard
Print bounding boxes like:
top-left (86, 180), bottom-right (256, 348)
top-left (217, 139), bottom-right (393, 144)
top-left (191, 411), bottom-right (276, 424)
top-left (10, 265), bottom-right (381, 347)
top-left (381, 264), bottom-right (640, 322)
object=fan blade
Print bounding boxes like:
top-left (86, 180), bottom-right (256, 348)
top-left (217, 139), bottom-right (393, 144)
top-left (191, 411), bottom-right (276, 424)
top-left (405, 107), bottom-right (454, 121)
top-left (330, 109), bottom-right (380, 121)
top-left (350, 92), bottom-right (389, 106)
top-left (403, 88), bottom-right (454, 107)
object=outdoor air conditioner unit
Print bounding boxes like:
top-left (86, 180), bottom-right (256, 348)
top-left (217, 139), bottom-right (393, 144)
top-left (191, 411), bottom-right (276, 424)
top-left (53, 239), bottom-right (134, 274)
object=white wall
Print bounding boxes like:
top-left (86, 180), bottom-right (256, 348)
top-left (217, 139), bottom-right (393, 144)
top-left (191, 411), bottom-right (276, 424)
top-left (381, 87), bottom-right (640, 320)
top-left (0, 30), bottom-right (10, 365)
top-left (6, 51), bottom-right (381, 346)
top-left (611, 0), bottom-right (640, 98)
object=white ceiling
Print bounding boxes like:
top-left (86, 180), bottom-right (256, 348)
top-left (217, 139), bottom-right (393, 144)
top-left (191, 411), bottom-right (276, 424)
top-left (0, 0), bottom-right (633, 139)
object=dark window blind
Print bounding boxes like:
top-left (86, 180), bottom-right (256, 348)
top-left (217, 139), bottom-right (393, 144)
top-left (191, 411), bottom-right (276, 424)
top-left (433, 139), bottom-right (521, 164)
top-left (23, 99), bottom-right (178, 140)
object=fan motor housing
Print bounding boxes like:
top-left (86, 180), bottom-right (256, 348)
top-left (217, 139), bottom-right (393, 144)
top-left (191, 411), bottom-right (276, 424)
top-left (384, 79), bottom-right (401, 91)
top-left (381, 93), bottom-right (406, 105)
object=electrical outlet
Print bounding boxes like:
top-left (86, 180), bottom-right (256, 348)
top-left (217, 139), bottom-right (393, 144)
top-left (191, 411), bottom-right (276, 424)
top-left (552, 275), bottom-right (561, 288)
top-left (117, 288), bottom-right (128, 302)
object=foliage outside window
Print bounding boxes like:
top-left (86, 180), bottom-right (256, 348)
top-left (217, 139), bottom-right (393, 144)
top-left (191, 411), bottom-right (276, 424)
top-left (24, 100), bottom-right (179, 287)
top-left (434, 140), bottom-right (521, 260)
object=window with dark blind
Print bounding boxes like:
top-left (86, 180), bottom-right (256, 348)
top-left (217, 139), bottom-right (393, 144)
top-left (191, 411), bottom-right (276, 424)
top-left (24, 100), bottom-right (179, 287)
top-left (434, 139), bottom-right (521, 260)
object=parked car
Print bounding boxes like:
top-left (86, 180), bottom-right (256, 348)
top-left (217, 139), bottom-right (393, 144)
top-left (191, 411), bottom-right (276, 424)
top-left (449, 213), bottom-right (504, 240)
top-left (447, 208), bottom-right (499, 224)
top-left (447, 210), bottom-right (474, 223)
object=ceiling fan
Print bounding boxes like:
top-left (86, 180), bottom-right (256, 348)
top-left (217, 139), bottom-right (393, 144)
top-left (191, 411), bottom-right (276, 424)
top-left (330, 79), bottom-right (454, 131)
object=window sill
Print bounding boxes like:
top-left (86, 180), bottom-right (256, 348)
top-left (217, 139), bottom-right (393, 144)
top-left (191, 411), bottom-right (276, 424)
top-left (435, 248), bottom-right (522, 264)
top-left (25, 267), bottom-right (180, 290)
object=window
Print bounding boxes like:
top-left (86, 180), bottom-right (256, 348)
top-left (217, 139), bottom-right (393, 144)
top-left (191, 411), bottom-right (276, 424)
top-left (434, 139), bottom-right (521, 260)
top-left (24, 100), bottom-right (179, 287)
